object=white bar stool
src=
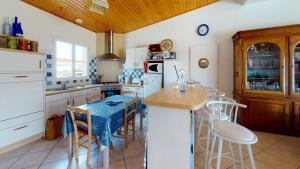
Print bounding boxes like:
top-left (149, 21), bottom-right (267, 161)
top-left (197, 95), bottom-right (236, 169)
top-left (196, 90), bottom-right (227, 150)
top-left (206, 101), bottom-right (258, 169)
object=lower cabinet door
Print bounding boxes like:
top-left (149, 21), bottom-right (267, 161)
top-left (72, 95), bottom-right (87, 107)
top-left (46, 99), bottom-right (70, 120)
top-left (293, 102), bottom-right (300, 132)
top-left (246, 98), bottom-right (290, 131)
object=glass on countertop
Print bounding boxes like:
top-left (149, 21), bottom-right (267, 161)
top-left (246, 42), bottom-right (281, 91)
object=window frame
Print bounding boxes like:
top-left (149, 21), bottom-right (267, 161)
top-left (54, 39), bottom-right (89, 81)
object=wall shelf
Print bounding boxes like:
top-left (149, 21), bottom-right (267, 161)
top-left (0, 47), bottom-right (45, 55)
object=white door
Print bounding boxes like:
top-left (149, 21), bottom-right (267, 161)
top-left (135, 47), bottom-right (148, 69)
top-left (189, 44), bottom-right (218, 88)
top-left (125, 48), bottom-right (136, 69)
top-left (144, 74), bottom-right (162, 97)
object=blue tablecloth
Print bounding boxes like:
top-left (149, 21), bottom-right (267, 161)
top-left (62, 95), bottom-right (145, 147)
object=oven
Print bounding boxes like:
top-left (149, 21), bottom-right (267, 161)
top-left (101, 85), bottom-right (121, 97)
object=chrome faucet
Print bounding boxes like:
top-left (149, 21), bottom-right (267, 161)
top-left (62, 81), bottom-right (67, 89)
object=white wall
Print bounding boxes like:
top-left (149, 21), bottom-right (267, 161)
top-left (125, 0), bottom-right (300, 96)
top-left (0, 0), bottom-right (96, 57)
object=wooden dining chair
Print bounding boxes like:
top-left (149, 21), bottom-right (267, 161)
top-left (121, 90), bottom-right (138, 97)
top-left (86, 93), bottom-right (105, 104)
top-left (114, 98), bottom-right (138, 148)
top-left (68, 106), bottom-right (99, 164)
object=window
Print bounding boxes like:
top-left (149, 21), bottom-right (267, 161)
top-left (55, 41), bottom-right (88, 79)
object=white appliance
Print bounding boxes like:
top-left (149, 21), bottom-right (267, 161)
top-left (144, 73), bottom-right (162, 97)
top-left (163, 60), bottom-right (178, 88)
top-left (189, 44), bottom-right (218, 88)
top-left (145, 62), bottom-right (163, 74)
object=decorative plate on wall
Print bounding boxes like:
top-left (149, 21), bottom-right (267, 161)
top-left (160, 39), bottom-right (173, 51)
top-left (198, 58), bottom-right (209, 68)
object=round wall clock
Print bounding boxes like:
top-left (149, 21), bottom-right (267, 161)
top-left (197, 24), bottom-right (209, 36)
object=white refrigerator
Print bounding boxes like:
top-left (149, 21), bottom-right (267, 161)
top-left (144, 73), bottom-right (162, 97)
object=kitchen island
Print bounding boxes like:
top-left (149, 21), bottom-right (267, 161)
top-left (143, 85), bottom-right (207, 169)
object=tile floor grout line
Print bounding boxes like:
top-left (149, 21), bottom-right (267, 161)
top-left (8, 141), bottom-right (36, 169)
top-left (121, 147), bottom-right (128, 169)
top-left (36, 138), bottom-right (61, 169)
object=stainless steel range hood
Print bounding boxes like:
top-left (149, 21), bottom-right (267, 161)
top-left (95, 30), bottom-right (124, 62)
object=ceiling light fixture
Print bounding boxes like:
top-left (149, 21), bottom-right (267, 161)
top-left (90, 0), bottom-right (109, 15)
top-left (75, 18), bottom-right (83, 24)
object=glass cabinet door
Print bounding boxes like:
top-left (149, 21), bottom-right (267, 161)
top-left (243, 37), bottom-right (285, 94)
top-left (290, 35), bottom-right (300, 95)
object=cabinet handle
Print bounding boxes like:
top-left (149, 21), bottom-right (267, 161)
top-left (14, 75), bottom-right (28, 78)
top-left (14, 125), bottom-right (29, 131)
top-left (72, 99), bottom-right (75, 106)
top-left (39, 60), bottom-right (42, 70)
top-left (67, 100), bottom-right (70, 106)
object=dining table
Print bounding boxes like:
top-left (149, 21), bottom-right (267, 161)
top-left (62, 95), bottom-right (145, 169)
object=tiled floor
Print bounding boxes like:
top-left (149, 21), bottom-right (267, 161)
top-left (1, 115), bottom-right (300, 169)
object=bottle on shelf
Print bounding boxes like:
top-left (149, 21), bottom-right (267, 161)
top-left (12, 17), bottom-right (18, 36)
top-left (16, 23), bottom-right (23, 37)
top-left (3, 17), bottom-right (11, 35)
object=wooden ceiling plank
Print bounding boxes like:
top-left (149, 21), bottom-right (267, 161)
top-left (22, 0), bottom-right (219, 33)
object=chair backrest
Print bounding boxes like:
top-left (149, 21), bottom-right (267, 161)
top-left (206, 99), bottom-right (247, 130)
top-left (124, 98), bottom-right (138, 124)
top-left (68, 106), bottom-right (92, 137)
top-left (122, 90), bottom-right (138, 97)
top-left (86, 93), bottom-right (105, 104)
top-left (207, 90), bottom-right (226, 102)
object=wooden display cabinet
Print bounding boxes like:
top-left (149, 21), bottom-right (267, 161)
top-left (233, 24), bottom-right (300, 135)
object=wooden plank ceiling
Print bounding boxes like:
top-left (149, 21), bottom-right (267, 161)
top-left (21, 0), bottom-right (218, 33)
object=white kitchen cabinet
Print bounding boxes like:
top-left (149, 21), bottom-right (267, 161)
top-left (46, 93), bottom-right (70, 120)
top-left (125, 47), bottom-right (147, 69)
top-left (0, 51), bottom-right (43, 73)
top-left (122, 86), bottom-right (144, 98)
top-left (0, 50), bottom-right (45, 151)
top-left (135, 47), bottom-right (148, 68)
top-left (46, 87), bottom-right (102, 119)
top-left (86, 87), bottom-right (101, 96)
top-left (125, 48), bottom-right (136, 69)
top-left (0, 80), bottom-right (44, 121)
top-left (72, 95), bottom-right (87, 107)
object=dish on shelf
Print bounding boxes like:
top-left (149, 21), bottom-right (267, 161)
top-left (160, 39), bottom-right (173, 51)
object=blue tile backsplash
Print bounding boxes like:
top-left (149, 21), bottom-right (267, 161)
top-left (122, 68), bottom-right (144, 79)
top-left (45, 54), bottom-right (97, 89)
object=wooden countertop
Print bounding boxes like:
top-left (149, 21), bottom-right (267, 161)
top-left (45, 83), bottom-right (143, 96)
top-left (143, 85), bottom-right (207, 110)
